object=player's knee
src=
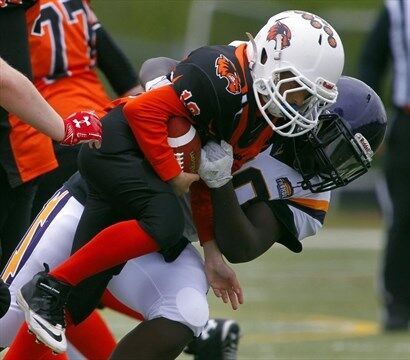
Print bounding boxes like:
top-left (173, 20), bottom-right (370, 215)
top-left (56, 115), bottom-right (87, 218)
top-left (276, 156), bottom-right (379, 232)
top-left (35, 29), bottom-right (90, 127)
top-left (175, 287), bottom-right (209, 337)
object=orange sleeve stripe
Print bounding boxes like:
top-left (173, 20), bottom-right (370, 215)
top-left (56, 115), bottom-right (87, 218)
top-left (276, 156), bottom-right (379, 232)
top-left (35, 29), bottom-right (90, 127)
top-left (123, 85), bottom-right (190, 181)
top-left (288, 197), bottom-right (329, 212)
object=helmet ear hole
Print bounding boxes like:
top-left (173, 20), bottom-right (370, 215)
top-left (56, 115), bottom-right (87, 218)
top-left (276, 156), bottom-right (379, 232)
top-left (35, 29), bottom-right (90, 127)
top-left (260, 48), bottom-right (268, 64)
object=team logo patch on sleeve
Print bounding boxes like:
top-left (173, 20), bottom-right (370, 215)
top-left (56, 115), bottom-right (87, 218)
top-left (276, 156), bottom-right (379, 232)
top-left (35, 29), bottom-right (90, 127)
top-left (215, 54), bottom-right (241, 95)
top-left (276, 177), bottom-right (294, 198)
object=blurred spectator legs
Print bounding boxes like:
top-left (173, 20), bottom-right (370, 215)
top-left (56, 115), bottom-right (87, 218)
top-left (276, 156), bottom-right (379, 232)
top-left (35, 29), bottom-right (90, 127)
top-left (381, 109), bottom-right (410, 331)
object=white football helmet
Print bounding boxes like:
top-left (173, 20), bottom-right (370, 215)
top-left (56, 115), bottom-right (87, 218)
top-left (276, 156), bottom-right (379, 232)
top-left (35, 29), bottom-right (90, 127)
top-left (247, 10), bottom-right (345, 137)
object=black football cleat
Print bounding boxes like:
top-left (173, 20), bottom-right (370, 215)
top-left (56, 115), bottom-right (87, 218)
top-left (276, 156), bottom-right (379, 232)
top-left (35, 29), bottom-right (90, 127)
top-left (184, 318), bottom-right (241, 360)
top-left (16, 264), bottom-right (72, 354)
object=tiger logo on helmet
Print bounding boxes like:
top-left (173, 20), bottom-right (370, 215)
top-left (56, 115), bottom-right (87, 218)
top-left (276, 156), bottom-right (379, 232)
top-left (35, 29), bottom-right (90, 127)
top-left (266, 21), bottom-right (292, 49)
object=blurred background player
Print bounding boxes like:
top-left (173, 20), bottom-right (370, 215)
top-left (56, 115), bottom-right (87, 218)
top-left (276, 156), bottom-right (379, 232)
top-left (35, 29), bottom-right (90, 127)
top-left (359, 0), bottom-right (410, 331)
top-left (0, 0), bottom-right (55, 272)
top-left (0, 53), bottom-right (101, 321)
top-left (0, 0), bottom-right (101, 319)
top-left (26, 0), bottom-right (141, 218)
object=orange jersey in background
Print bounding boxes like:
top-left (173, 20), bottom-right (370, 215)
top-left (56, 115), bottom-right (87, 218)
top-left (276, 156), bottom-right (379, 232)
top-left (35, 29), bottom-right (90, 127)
top-left (9, 0), bottom-right (112, 185)
top-left (26, 0), bottom-right (111, 117)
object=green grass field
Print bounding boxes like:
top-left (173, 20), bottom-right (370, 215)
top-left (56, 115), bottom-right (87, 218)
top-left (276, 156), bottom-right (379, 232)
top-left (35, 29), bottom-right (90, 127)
top-left (2, 221), bottom-right (407, 359)
top-left (101, 218), bottom-right (409, 360)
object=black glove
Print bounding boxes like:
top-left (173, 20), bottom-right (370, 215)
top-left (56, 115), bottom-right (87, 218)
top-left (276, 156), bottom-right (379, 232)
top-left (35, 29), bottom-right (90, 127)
top-left (0, 279), bottom-right (10, 318)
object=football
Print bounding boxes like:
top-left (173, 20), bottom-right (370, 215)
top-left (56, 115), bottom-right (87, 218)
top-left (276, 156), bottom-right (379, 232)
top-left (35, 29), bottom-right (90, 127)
top-left (167, 116), bottom-right (201, 173)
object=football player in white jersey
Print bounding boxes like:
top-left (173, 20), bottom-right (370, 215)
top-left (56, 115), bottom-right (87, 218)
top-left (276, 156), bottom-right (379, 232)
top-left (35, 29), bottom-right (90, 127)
top-left (2, 75), bottom-right (386, 360)
top-left (207, 75), bottom-right (386, 264)
top-left (185, 74), bottom-right (387, 360)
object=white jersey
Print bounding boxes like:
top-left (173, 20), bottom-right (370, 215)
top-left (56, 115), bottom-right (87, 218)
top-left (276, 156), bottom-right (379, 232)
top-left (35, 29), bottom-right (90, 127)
top-left (235, 148), bottom-right (330, 247)
top-left (183, 146), bottom-right (330, 251)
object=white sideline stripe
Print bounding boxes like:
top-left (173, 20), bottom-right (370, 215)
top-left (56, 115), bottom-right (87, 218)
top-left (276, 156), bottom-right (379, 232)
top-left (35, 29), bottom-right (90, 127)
top-left (168, 125), bottom-right (196, 148)
top-left (303, 228), bottom-right (383, 250)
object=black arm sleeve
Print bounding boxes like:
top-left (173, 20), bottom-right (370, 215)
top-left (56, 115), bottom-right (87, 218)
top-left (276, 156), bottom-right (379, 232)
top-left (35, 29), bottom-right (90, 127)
top-left (358, 6), bottom-right (390, 93)
top-left (0, 8), bottom-right (32, 78)
top-left (211, 182), bottom-right (282, 263)
top-left (95, 26), bottom-right (139, 96)
top-left (0, 8), bottom-right (33, 144)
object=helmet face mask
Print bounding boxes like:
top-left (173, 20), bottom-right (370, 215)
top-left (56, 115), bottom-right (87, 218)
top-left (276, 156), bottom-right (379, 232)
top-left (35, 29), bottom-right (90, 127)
top-left (290, 76), bottom-right (387, 193)
top-left (294, 113), bottom-right (372, 193)
top-left (247, 10), bottom-right (345, 137)
top-left (253, 68), bottom-right (334, 137)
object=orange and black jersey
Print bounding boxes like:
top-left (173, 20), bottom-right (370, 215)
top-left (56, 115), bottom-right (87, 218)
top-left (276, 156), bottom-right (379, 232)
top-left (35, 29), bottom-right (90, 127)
top-left (0, 0), bottom-right (57, 187)
top-left (123, 44), bottom-right (274, 182)
top-left (170, 44), bottom-right (274, 171)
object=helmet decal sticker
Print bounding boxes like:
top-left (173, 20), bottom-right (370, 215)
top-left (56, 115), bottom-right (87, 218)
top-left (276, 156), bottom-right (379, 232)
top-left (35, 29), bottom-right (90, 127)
top-left (295, 11), bottom-right (338, 48)
top-left (266, 21), bottom-right (292, 49)
top-left (310, 19), bottom-right (323, 29)
top-left (327, 37), bottom-right (337, 48)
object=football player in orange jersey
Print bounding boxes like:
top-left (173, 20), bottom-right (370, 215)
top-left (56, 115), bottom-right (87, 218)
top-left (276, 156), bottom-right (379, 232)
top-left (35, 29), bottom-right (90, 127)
top-left (5, 76), bottom-right (386, 360)
top-left (27, 0), bottom-right (141, 219)
top-left (0, 1), bottom-right (101, 326)
top-left (0, 58), bottom-right (101, 148)
top-left (0, 0), bottom-right (55, 275)
top-left (0, 0), bottom-right (115, 270)
top-left (16, 11), bottom-right (346, 357)
top-left (0, 1), bottom-right (133, 359)
top-left (0, 54), bottom-right (102, 320)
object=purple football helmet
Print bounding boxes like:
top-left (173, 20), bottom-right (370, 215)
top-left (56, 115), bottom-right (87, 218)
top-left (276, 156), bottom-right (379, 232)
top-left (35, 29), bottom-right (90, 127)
top-left (294, 76), bottom-right (387, 192)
